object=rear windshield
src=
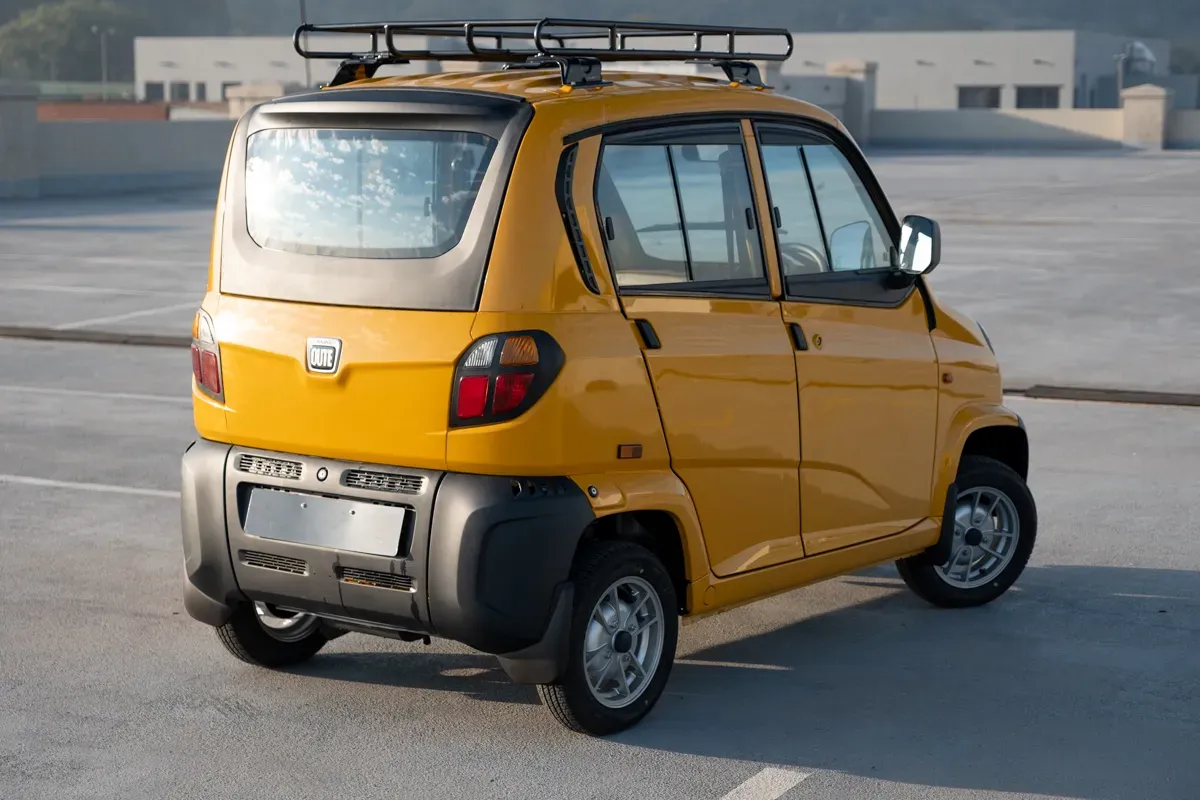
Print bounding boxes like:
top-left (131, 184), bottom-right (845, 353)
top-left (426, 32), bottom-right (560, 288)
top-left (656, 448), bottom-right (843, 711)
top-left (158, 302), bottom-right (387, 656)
top-left (245, 128), bottom-right (497, 259)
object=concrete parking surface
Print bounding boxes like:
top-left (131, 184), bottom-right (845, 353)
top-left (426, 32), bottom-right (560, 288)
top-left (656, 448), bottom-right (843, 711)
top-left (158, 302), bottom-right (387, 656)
top-left (2, 150), bottom-right (1200, 393)
top-left (0, 339), bottom-right (1197, 800)
top-left (1, 151), bottom-right (1199, 800)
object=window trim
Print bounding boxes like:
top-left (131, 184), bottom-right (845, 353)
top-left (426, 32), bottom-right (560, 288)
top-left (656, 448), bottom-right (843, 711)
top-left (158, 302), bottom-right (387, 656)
top-left (592, 120), bottom-right (773, 300)
top-left (749, 117), bottom-right (926, 312)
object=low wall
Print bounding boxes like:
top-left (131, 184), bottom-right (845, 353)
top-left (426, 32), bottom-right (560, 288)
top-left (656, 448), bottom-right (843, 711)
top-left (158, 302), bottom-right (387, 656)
top-left (1167, 110), bottom-right (1200, 149)
top-left (871, 109), bottom-right (1125, 149)
top-left (37, 120), bottom-right (235, 196)
top-left (37, 102), bottom-right (168, 121)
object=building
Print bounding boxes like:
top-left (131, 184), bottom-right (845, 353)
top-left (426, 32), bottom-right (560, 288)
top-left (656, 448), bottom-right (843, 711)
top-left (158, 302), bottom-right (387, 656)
top-left (776, 30), bottom-right (1173, 110)
top-left (132, 34), bottom-right (438, 102)
top-left (133, 29), bottom-right (1191, 110)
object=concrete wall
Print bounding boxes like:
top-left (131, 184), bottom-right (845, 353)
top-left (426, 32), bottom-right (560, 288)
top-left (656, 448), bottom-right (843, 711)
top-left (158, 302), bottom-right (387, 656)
top-left (1167, 110), bottom-right (1200, 149)
top-left (0, 83), bottom-right (40, 198)
top-left (871, 109), bottom-right (1125, 149)
top-left (35, 120), bottom-right (234, 196)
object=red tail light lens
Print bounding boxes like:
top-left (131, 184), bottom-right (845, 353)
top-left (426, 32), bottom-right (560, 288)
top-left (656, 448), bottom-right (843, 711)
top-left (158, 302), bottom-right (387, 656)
top-left (199, 351), bottom-right (221, 394)
top-left (492, 373), bottom-right (533, 414)
top-left (456, 375), bottom-right (490, 419)
top-left (191, 308), bottom-right (223, 401)
top-left (450, 331), bottom-right (564, 428)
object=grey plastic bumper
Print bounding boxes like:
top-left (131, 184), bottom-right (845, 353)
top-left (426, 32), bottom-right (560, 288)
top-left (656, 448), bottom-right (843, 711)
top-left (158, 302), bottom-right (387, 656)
top-left (179, 440), bottom-right (593, 684)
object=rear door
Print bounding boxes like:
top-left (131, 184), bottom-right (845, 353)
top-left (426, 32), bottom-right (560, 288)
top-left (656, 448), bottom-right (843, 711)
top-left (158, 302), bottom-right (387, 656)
top-left (210, 90), bottom-right (530, 469)
top-left (593, 121), bottom-right (803, 578)
top-left (752, 121), bottom-right (940, 556)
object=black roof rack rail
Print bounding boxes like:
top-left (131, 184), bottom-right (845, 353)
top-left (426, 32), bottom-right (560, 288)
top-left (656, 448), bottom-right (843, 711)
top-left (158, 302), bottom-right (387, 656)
top-left (293, 19), bottom-right (794, 88)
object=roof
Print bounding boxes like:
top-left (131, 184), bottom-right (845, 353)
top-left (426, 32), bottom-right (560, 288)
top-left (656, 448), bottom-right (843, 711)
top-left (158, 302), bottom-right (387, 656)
top-left (334, 68), bottom-right (748, 101)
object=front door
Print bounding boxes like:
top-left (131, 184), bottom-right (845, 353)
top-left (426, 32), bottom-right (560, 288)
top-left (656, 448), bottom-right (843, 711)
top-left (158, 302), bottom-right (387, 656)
top-left (752, 122), bottom-right (940, 556)
top-left (593, 121), bottom-right (803, 577)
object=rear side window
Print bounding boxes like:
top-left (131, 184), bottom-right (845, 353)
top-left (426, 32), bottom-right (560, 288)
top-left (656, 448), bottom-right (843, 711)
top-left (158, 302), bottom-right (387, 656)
top-left (595, 132), bottom-right (766, 294)
top-left (245, 128), bottom-right (496, 259)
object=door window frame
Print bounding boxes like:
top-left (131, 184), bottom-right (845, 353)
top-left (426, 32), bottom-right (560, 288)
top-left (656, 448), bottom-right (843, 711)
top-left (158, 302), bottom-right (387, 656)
top-left (591, 120), bottom-right (773, 301)
top-left (748, 116), bottom-right (930, 313)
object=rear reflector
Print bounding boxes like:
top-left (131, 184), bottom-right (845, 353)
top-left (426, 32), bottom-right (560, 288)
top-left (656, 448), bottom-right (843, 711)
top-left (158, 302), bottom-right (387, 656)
top-left (493, 373), bottom-right (534, 414)
top-left (456, 375), bottom-right (489, 419)
top-left (190, 345), bottom-right (202, 385)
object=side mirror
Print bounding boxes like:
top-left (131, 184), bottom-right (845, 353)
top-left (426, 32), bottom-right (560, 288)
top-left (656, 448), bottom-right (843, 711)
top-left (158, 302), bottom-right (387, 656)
top-left (898, 214), bottom-right (941, 275)
top-left (828, 220), bottom-right (877, 271)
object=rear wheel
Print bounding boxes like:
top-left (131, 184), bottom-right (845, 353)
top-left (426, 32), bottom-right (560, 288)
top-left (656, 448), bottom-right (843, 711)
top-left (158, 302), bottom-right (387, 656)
top-left (215, 602), bottom-right (328, 667)
top-left (537, 540), bottom-right (678, 736)
top-left (897, 455), bottom-right (1037, 608)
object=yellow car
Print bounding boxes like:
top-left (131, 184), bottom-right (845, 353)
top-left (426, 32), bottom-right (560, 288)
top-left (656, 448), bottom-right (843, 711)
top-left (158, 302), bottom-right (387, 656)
top-left (181, 19), bottom-right (1036, 736)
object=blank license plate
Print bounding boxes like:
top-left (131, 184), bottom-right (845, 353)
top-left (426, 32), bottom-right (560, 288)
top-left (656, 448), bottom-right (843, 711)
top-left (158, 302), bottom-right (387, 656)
top-left (243, 488), bottom-right (407, 558)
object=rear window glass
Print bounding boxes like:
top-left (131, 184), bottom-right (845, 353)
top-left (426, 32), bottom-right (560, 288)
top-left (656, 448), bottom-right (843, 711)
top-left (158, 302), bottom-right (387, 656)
top-left (245, 128), bottom-right (497, 259)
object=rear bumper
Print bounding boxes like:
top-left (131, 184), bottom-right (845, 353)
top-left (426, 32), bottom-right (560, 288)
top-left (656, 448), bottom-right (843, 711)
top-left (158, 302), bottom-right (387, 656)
top-left (180, 439), bottom-right (593, 682)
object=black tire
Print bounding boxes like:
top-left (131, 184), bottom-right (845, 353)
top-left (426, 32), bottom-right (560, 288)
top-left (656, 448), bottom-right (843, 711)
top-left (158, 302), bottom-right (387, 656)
top-left (896, 455), bottom-right (1037, 608)
top-left (215, 603), bottom-right (328, 668)
top-left (537, 540), bottom-right (679, 736)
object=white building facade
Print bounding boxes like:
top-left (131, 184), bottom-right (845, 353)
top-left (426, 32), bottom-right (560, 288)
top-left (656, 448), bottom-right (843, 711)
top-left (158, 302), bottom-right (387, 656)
top-left (134, 29), bottom-right (1181, 109)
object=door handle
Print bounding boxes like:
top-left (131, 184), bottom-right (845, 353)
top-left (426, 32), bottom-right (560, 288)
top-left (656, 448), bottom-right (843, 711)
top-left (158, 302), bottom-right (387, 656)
top-left (633, 319), bottom-right (661, 350)
top-left (788, 322), bottom-right (808, 351)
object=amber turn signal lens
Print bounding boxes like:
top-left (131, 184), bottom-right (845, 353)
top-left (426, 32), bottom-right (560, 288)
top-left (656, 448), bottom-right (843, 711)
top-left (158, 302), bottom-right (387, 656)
top-left (499, 335), bottom-right (539, 366)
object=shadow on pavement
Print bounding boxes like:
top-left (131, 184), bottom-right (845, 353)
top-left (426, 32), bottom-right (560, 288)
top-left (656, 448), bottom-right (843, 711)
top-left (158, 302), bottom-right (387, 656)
top-left (290, 650), bottom-right (541, 706)
top-left (618, 563), bottom-right (1200, 800)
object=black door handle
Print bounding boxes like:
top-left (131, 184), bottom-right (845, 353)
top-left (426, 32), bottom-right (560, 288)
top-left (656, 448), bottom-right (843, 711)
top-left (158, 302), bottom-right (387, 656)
top-left (788, 322), bottom-right (808, 351)
top-left (633, 319), bottom-right (661, 350)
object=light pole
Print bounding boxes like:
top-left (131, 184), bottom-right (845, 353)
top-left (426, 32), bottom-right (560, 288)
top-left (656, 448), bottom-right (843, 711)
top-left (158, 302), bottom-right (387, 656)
top-left (1114, 51), bottom-right (1128, 106)
top-left (91, 25), bottom-right (116, 101)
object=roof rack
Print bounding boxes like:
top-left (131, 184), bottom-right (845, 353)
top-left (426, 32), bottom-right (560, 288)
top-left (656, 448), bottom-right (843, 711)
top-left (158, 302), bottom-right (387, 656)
top-left (293, 18), bottom-right (794, 89)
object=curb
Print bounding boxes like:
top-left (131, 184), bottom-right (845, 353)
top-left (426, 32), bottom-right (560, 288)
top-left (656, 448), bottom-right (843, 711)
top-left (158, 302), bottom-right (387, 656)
top-left (0, 325), bottom-right (190, 349)
top-left (2, 325), bottom-right (1200, 409)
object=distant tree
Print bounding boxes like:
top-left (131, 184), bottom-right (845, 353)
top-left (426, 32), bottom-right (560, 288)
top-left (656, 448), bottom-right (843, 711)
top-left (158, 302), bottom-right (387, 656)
top-left (0, 0), bottom-right (141, 81)
top-left (1172, 43), bottom-right (1199, 74)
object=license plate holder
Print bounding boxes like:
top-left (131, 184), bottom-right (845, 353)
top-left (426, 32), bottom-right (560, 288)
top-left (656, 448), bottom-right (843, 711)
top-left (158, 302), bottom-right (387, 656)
top-left (243, 488), bottom-right (407, 558)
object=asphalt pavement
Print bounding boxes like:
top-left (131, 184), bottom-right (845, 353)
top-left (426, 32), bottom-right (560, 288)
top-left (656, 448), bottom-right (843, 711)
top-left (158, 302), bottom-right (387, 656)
top-left (2, 151), bottom-right (1199, 800)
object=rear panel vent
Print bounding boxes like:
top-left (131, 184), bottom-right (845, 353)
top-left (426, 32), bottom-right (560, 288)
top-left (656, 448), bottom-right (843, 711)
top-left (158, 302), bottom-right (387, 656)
top-left (342, 469), bottom-right (425, 495)
top-left (237, 454), bottom-right (303, 481)
top-left (338, 567), bottom-right (414, 592)
top-left (240, 550), bottom-right (309, 576)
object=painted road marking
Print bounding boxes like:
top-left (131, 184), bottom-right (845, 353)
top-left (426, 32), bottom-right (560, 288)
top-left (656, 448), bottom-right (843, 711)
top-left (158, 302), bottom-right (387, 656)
top-left (53, 301), bottom-right (198, 331)
top-left (0, 474), bottom-right (180, 499)
top-left (720, 768), bottom-right (811, 800)
top-left (9, 283), bottom-right (196, 298)
top-left (676, 659), bottom-right (790, 671)
top-left (0, 384), bottom-right (190, 405)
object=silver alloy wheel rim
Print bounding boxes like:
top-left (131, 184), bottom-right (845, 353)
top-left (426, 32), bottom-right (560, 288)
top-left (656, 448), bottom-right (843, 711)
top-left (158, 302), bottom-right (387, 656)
top-left (935, 486), bottom-right (1021, 589)
top-left (253, 602), bottom-right (320, 642)
top-left (583, 576), bottom-right (664, 709)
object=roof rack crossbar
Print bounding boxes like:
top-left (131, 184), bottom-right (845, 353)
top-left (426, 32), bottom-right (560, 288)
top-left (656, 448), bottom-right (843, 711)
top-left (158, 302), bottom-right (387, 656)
top-left (294, 19), bottom-right (793, 88)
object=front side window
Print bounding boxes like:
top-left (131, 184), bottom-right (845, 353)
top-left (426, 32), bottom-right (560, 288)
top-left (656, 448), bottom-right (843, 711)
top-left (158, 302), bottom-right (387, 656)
top-left (596, 135), bottom-right (765, 291)
top-left (759, 144), bottom-right (828, 275)
top-left (802, 144), bottom-right (892, 271)
top-left (245, 128), bottom-right (496, 259)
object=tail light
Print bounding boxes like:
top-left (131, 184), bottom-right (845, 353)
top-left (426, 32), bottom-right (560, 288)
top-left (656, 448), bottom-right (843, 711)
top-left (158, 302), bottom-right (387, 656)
top-left (191, 308), bottom-right (224, 401)
top-left (450, 331), bottom-right (564, 427)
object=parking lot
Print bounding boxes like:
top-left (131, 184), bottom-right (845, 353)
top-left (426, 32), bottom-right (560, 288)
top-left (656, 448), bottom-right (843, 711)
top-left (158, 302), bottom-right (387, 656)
top-left (2, 152), bottom-right (1199, 800)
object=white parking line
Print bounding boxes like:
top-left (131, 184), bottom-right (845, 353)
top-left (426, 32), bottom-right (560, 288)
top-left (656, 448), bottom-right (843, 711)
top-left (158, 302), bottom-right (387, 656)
top-left (53, 301), bottom-right (198, 331)
top-left (676, 659), bottom-right (790, 671)
top-left (720, 768), bottom-right (811, 800)
top-left (0, 474), bottom-right (180, 499)
top-left (9, 283), bottom-right (196, 298)
top-left (0, 384), bottom-right (190, 405)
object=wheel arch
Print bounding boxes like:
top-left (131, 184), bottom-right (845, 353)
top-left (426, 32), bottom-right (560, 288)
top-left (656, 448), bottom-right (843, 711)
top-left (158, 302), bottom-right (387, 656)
top-left (933, 403), bottom-right (1028, 516)
top-left (575, 510), bottom-right (691, 615)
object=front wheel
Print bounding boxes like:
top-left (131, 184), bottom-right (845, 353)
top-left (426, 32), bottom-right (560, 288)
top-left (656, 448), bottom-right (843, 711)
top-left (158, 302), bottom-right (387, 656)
top-left (215, 601), bottom-right (328, 667)
top-left (537, 540), bottom-right (678, 736)
top-left (897, 455), bottom-right (1037, 608)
